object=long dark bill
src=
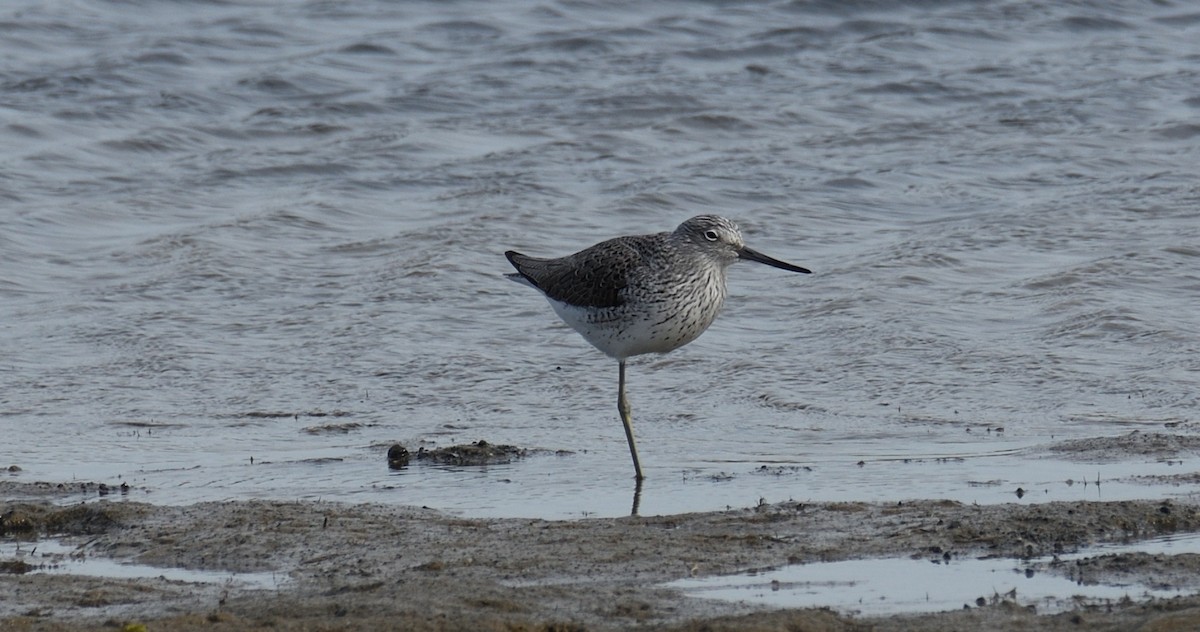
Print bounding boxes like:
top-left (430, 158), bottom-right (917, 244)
top-left (739, 246), bottom-right (811, 274)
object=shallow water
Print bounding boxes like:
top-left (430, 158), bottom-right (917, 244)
top-left (2, 0), bottom-right (1199, 519)
top-left (669, 532), bottom-right (1200, 616)
top-left (0, 539), bottom-right (284, 591)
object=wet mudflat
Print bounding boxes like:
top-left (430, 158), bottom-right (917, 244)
top-left (3, 471), bottom-right (1200, 631)
top-left (4, 1), bottom-right (1199, 628)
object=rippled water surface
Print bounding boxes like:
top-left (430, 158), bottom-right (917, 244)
top-left (2, 0), bottom-right (1199, 518)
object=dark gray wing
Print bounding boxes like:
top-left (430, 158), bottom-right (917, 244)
top-left (505, 236), bottom-right (647, 308)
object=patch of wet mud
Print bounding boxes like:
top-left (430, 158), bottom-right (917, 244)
top-left (3, 480), bottom-right (1200, 631)
top-left (1, 501), bottom-right (148, 538)
top-left (415, 439), bottom-right (528, 465)
top-left (384, 439), bottom-right (567, 468)
top-left (1048, 431), bottom-right (1200, 462)
top-left (1049, 551), bottom-right (1200, 591)
top-left (239, 410), bottom-right (353, 420)
top-left (1126, 471), bottom-right (1200, 486)
top-left (301, 422), bottom-right (370, 434)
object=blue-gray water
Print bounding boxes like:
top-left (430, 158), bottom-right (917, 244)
top-left (2, 0), bottom-right (1198, 518)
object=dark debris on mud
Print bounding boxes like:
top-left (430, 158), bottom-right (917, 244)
top-left (415, 440), bottom-right (528, 466)
top-left (385, 439), bottom-right (571, 469)
top-left (1050, 430), bottom-right (1200, 461)
top-left (0, 502), bottom-right (142, 538)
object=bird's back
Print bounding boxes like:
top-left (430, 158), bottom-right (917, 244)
top-left (505, 233), bottom-right (664, 309)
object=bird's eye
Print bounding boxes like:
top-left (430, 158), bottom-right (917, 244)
top-left (703, 230), bottom-right (719, 242)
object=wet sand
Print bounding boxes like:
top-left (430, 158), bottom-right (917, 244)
top-left (3, 433), bottom-right (1200, 631)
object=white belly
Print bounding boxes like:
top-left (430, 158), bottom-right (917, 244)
top-left (545, 285), bottom-right (725, 360)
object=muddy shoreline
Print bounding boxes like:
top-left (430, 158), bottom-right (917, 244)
top-left (3, 475), bottom-right (1200, 631)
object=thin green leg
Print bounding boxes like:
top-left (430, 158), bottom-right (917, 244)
top-left (617, 360), bottom-right (645, 481)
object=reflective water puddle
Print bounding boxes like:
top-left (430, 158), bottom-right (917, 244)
top-left (667, 532), bottom-right (1200, 616)
top-left (0, 539), bottom-right (284, 589)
